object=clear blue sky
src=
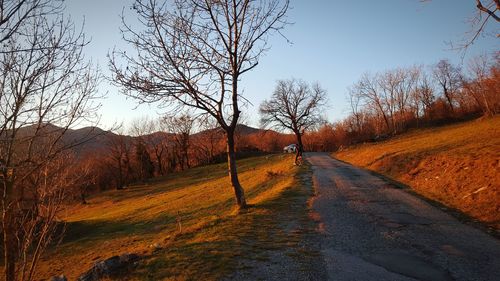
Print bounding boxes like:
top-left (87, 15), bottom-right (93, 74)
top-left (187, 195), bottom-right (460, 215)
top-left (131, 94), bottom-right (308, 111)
top-left (65, 0), bottom-right (499, 129)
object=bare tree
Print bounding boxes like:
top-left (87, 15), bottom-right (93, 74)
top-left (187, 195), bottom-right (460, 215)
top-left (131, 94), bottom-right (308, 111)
top-left (192, 117), bottom-right (224, 165)
top-left (352, 67), bottom-right (427, 134)
top-left (131, 117), bottom-right (172, 176)
top-left (134, 137), bottom-right (154, 181)
top-left (0, 2), bottom-right (101, 280)
top-left (433, 59), bottom-right (462, 113)
top-left (342, 54), bottom-right (498, 145)
top-left (347, 87), bottom-right (365, 134)
top-left (476, 0), bottom-right (500, 20)
top-left (259, 79), bottom-right (327, 163)
top-left (377, 70), bottom-right (399, 133)
top-left (463, 54), bottom-right (497, 115)
top-left (151, 119), bottom-right (173, 176)
top-left (376, 67), bottom-right (420, 133)
top-left (164, 113), bottom-right (195, 171)
top-left (71, 156), bottom-right (98, 204)
top-left (469, 0), bottom-right (499, 47)
top-left (0, 0), bottom-right (59, 44)
top-left (411, 72), bottom-right (435, 122)
top-left (15, 155), bottom-right (72, 281)
top-left (129, 117), bottom-right (157, 179)
top-left (129, 116), bottom-right (155, 138)
top-left (109, 0), bottom-right (289, 208)
top-left (105, 131), bottom-right (132, 189)
top-left (354, 73), bottom-right (393, 133)
top-left (394, 66), bottom-right (420, 131)
top-left (421, 0), bottom-right (499, 49)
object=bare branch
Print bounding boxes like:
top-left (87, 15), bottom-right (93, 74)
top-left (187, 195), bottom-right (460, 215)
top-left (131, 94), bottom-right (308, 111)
top-left (476, 0), bottom-right (500, 22)
top-left (110, 0), bottom-right (290, 208)
top-left (0, 2), bottom-right (102, 280)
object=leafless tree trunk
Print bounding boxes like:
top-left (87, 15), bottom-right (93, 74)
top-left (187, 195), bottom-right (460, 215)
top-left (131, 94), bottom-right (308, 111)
top-left (348, 88), bottom-right (364, 134)
top-left (192, 117), bottom-right (223, 165)
top-left (465, 54), bottom-right (495, 116)
top-left (164, 114), bottom-right (195, 171)
top-left (130, 117), bottom-right (172, 176)
top-left (394, 66), bottom-right (420, 130)
top-left (106, 131), bottom-right (133, 189)
top-left (351, 67), bottom-right (430, 135)
top-left (69, 156), bottom-right (98, 204)
top-left (110, 0), bottom-right (289, 208)
top-left (0, 1), bottom-right (101, 279)
top-left (433, 59), bottom-right (462, 114)
top-left (355, 73), bottom-right (393, 133)
top-left (16, 155), bottom-right (73, 281)
top-left (416, 73), bottom-right (436, 121)
top-left (260, 79), bottom-right (327, 163)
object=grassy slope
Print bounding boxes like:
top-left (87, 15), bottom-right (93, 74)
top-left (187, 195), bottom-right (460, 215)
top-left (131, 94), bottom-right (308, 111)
top-left (335, 116), bottom-right (500, 229)
top-left (35, 154), bottom-right (318, 280)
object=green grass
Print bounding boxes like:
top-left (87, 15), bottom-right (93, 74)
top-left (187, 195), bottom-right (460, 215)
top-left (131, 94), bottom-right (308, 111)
top-left (36, 154), bottom-right (321, 280)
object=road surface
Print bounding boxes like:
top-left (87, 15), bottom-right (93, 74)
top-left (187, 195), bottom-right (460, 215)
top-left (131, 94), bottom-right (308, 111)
top-left (307, 153), bottom-right (500, 281)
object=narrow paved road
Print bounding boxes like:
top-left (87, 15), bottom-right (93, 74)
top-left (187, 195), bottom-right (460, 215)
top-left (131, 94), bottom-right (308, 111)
top-left (307, 153), bottom-right (500, 281)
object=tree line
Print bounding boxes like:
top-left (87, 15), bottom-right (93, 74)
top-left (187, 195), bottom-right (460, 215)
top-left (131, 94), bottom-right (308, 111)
top-left (0, 0), bottom-right (497, 280)
top-left (302, 53), bottom-right (499, 151)
top-left (71, 115), bottom-right (297, 203)
top-left (0, 0), bottom-right (291, 279)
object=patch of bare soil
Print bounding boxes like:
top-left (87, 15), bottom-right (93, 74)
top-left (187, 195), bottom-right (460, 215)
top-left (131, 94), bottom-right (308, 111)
top-left (402, 155), bottom-right (499, 228)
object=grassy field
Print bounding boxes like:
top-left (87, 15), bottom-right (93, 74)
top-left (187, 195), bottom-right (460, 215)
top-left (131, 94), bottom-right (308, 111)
top-left (335, 116), bottom-right (500, 230)
top-left (33, 154), bottom-right (319, 280)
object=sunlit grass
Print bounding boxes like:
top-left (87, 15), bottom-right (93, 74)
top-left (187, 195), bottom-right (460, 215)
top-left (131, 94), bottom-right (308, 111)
top-left (335, 116), bottom-right (500, 229)
top-left (36, 153), bottom-right (319, 280)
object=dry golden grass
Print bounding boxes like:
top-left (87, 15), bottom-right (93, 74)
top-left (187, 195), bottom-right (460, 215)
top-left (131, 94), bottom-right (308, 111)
top-left (33, 154), bottom-right (317, 280)
top-left (335, 116), bottom-right (500, 230)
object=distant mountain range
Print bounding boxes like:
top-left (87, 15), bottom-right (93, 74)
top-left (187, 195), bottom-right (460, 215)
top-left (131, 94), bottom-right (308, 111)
top-left (15, 123), bottom-right (287, 156)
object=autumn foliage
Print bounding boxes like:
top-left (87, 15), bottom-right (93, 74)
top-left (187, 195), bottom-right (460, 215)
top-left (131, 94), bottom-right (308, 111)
top-left (302, 54), bottom-right (500, 151)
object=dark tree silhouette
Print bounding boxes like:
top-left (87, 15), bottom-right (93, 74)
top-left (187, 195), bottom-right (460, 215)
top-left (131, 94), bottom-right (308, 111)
top-left (135, 139), bottom-right (154, 181)
top-left (164, 114), bottom-right (195, 171)
top-left (260, 79), bottom-right (327, 163)
top-left (433, 59), bottom-right (462, 113)
top-left (106, 132), bottom-right (132, 189)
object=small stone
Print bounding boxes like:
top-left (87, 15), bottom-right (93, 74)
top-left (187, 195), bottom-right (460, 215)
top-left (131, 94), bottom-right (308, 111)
top-left (51, 275), bottom-right (67, 281)
top-left (120, 253), bottom-right (140, 263)
top-left (150, 243), bottom-right (162, 249)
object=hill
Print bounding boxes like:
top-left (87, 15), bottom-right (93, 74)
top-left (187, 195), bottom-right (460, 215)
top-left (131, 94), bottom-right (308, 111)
top-left (35, 154), bottom-right (319, 280)
top-left (334, 117), bottom-right (500, 230)
top-left (16, 123), bottom-right (282, 156)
